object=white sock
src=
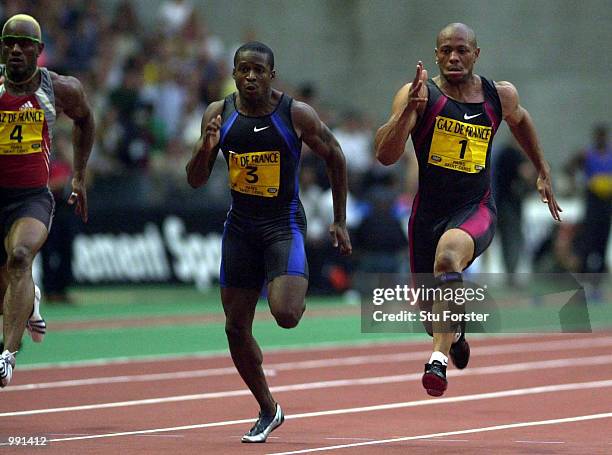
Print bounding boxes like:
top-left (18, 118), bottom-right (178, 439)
top-left (429, 351), bottom-right (448, 366)
top-left (31, 285), bottom-right (42, 319)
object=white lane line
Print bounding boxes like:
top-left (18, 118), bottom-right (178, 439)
top-left (267, 413), bottom-right (612, 455)
top-left (0, 383), bottom-right (608, 446)
top-left (10, 336), bottom-right (612, 392)
top-left (7, 366), bottom-right (241, 392)
top-left (16, 333), bottom-right (608, 371)
top-left (3, 356), bottom-right (612, 417)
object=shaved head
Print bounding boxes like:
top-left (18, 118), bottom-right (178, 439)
top-left (2, 14), bottom-right (42, 42)
top-left (437, 23), bottom-right (477, 49)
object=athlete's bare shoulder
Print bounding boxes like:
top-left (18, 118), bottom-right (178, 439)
top-left (494, 81), bottom-right (519, 101)
top-left (290, 98), bottom-right (316, 118)
top-left (205, 99), bottom-right (225, 118)
top-left (50, 71), bottom-right (90, 119)
top-left (290, 99), bottom-right (320, 136)
top-left (494, 81), bottom-right (520, 120)
top-left (50, 71), bottom-right (82, 98)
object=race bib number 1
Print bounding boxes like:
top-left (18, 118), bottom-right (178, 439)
top-left (0, 109), bottom-right (45, 155)
top-left (428, 116), bottom-right (492, 173)
top-left (229, 150), bottom-right (281, 197)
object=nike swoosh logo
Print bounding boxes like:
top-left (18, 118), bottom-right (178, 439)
top-left (464, 113), bottom-right (482, 120)
top-left (253, 126), bottom-right (270, 132)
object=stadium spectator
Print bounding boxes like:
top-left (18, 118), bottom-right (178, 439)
top-left (566, 124), bottom-right (612, 302)
top-left (492, 139), bottom-right (535, 282)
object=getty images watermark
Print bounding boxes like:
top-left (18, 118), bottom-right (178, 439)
top-left (359, 273), bottom-right (601, 334)
top-left (371, 283), bottom-right (490, 324)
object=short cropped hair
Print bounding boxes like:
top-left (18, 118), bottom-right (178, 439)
top-left (2, 14), bottom-right (42, 41)
top-left (233, 41), bottom-right (274, 70)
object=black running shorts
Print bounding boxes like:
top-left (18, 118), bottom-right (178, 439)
top-left (220, 204), bottom-right (309, 290)
top-left (409, 190), bottom-right (497, 275)
top-left (0, 187), bottom-right (55, 265)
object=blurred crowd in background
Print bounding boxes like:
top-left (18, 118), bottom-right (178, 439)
top-left (2, 0), bottom-right (405, 210)
top-left (1, 0), bottom-right (609, 298)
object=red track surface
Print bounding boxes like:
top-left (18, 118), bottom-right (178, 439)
top-left (2, 332), bottom-right (612, 454)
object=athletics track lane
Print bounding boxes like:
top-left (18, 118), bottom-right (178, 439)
top-left (1, 332), bottom-right (611, 454)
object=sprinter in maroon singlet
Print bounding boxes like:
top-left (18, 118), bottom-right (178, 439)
top-left (375, 23), bottom-right (562, 397)
top-left (0, 14), bottom-right (94, 388)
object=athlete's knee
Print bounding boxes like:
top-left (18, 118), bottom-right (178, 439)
top-left (272, 306), bottom-right (304, 329)
top-left (434, 250), bottom-right (462, 275)
top-left (7, 246), bottom-right (34, 275)
top-left (224, 321), bottom-right (252, 342)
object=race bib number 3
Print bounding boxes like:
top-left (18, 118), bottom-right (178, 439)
top-left (0, 109), bottom-right (45, 155)
top-left (229, 150), bottom-right (281, 197)
top-left (428, 116), bottom-right (492, 173)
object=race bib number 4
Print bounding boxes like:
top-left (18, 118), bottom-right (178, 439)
top-left (0, 109), bottom-right (45, 155)
top-left (428, 116), bottom-right (492, 173)
top-left (229, 150), bottom-right (280, 197)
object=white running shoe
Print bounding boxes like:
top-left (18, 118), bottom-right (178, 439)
top-left (0, 350), bottom-right (16, 388)
top-left (241, 403), bottom-right (284, 443)
top-left (26, 285), bottom-right (46, 343)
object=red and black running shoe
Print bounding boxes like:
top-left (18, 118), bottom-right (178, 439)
top-left (422, 361), bottom-right (447, 397)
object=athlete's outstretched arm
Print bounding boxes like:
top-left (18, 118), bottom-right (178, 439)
top-left (52, 73), bottom-right (95, 222)
top-left (497, 81), bottom-right (562, 221)
top-left (375, 61), bottom-right (428, 165)
top-left (292, 101), bottom-right (352, 255)
top-left (186, 101), bottom-right (224, 188)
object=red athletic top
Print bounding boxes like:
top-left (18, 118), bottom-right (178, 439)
top-left (0, 66), bottom-right (56, 188)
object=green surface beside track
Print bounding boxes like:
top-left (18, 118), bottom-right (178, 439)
top-left (8, 285), bottom-right (612, 367)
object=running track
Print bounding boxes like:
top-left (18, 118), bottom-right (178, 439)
top-left (1, 332), bottom-right (611, 454)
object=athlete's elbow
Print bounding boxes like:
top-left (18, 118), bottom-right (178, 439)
top-left (376, 148), bottom-right (397, 166)
top-left (188, 175), bottom-right (208, 188)
top-left (187, 178), bottom-right (202, 189)
top-left (374, 137), bottom-right (396, 166)
top-left (186, 167), bottom-right (206, 188)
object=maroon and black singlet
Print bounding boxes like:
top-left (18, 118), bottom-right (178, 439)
top-left (409, 77), bottom-right (503, 274)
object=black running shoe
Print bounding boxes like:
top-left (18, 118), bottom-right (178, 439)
top-left (241, 403), bottom-right (284, 443)
top-left (422, 361), bottom-right (447, 397)
top-left (449, 332), bottom-right (470, 370)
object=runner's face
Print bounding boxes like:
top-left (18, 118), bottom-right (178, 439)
top-left (435, 31), bottom-right (479, 84)
top-left (1, 22), bottom-right (42, 81)
top-left (233, 51), bottom-right (275, 101)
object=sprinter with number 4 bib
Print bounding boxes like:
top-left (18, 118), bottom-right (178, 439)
top-left (0, 14), bottom-right (94, 389)
top-left (375, 23), bottom-right (562, 397)
top-left (186, 41), bottom-right (351, 443)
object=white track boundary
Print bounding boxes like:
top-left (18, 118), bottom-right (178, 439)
top-left (2, 356), bottom-right (612, 417)
top-left (0, 380), bottom-right (609, 445)
top-left (267, 412), bottom-right (612, 455)
top-left (9, 336), bottom-right (612, 392)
